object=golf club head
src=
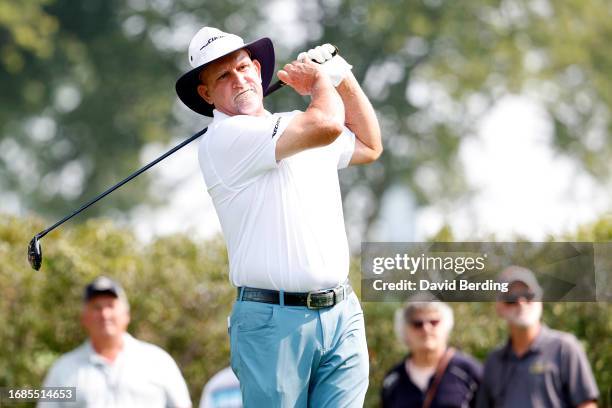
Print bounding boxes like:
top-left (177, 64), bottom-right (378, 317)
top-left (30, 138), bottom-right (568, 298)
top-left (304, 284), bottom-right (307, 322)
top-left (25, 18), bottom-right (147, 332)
top-left (28, 236), bottom-right (43, 271)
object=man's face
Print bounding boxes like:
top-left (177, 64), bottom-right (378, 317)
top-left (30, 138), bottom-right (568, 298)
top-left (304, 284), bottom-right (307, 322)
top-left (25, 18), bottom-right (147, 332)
top-left (404, 309), bottom-right (447, 353)
top-left (81, 294), bottom-right (130, 340)
top-left (497, 281), bottom-right (542, 328)
top-left (198, 50), bottom-right (265, 117)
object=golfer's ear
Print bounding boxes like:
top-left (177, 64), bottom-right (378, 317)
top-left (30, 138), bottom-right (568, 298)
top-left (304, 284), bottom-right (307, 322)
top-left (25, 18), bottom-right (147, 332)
top-left (197, 84), bottom-right (213, 104)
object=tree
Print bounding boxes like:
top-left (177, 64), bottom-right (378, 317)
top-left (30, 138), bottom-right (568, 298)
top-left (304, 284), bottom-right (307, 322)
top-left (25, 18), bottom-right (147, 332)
top-left (1, 214), bottom-right (611, 407)
top-left (0, 0), bottom-right (264, 219)
top-left (306, 0), bottom-right (612, 233)
top-left (2, 0), bottom-right (610, 237)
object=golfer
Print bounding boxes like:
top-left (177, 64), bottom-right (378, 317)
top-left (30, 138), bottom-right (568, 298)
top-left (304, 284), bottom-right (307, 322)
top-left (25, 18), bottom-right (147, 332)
top-left (176, 27), bottom-right (382, 407)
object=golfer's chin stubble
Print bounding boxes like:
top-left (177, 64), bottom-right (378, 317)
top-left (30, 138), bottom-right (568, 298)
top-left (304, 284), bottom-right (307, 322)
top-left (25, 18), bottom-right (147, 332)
top-left (231, 87), bottom-right (264, 116)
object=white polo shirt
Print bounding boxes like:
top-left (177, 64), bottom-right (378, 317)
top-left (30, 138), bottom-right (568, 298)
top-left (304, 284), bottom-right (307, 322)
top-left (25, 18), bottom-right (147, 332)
top-left (199, 109), bottom-right (355, 292)
top-left (39, 333), bottom-right (191, 408)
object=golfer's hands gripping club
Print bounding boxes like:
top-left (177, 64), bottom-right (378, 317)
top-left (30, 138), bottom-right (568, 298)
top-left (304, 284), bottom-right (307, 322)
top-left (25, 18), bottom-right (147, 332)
top-left (277, 58), bottom-right (333, 96)
top-left (297, 44), bottom-right (352, 87)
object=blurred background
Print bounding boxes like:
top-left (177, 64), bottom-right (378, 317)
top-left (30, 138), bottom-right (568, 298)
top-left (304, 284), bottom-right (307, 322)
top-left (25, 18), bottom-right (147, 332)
top-left (1, 0), bottom-right (611, 406)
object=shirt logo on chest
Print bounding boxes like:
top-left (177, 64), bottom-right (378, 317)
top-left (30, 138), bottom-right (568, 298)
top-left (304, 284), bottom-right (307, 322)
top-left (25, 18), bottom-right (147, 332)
top-left (529, 361), bottom-right (553, 375)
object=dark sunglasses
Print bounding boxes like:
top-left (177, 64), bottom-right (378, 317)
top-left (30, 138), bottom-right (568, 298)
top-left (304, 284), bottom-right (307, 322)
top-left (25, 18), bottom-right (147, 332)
top-left (502, 291), bottom-right (536, 304)
top-left (410, 319), bottom-right (441, 329)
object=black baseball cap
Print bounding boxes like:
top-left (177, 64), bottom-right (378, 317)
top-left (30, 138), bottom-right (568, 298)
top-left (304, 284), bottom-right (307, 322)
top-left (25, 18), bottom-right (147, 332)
top-left (83, 276), bottom-right (128, 304)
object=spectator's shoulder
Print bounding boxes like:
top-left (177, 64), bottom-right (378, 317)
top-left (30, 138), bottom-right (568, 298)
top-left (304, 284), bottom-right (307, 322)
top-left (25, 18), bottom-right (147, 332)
top-left (546, 327), bottom-right (579, 343)
top-left (130, 336), bottom-right (177, 365)
top-left (483, 342), bottom-right (508, 367)
top-left (382, 361), bottom-right (405, 392)
top-left (451, 350), bottom-right (483, 376)
top-left (544, 327), bottom-right (585, 354)
top-left (44, 343), bottom-right (89, 385)
top-left (53, 343), bottom-right (89, 368)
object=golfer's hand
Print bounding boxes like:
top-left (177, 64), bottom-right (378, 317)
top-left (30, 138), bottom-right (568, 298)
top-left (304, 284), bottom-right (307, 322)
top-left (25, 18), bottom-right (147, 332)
top-left (297, 44), bottom-right (352, 87)
top-left (277, 59), bottom-right (330, 96)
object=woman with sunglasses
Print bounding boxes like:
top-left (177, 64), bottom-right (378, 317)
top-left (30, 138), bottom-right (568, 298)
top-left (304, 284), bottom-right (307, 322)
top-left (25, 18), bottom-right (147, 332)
top-left (381, 300), bottom-right (482, 408)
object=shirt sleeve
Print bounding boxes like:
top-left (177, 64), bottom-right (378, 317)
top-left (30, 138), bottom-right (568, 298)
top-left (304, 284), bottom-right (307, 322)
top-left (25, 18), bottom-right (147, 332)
top-left (474, 359), bottom-right (494, 408)
top-left (41, 363), bottom-right (61, 387)
top-left (161, 353), bottom-right (192, 408)
top-left (36, 362), bottom-right (70, 408)
top-left (330, 126), bottom-right (356, 169)
top-left (561, 336), bottom-right (600, 405)
top-left (463, 357), bottom-right (483, 408)
top-left (203, 114), bottom-right (289, 190)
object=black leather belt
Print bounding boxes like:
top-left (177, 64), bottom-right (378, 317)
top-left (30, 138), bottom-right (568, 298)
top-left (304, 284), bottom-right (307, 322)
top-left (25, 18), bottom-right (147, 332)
top-left (237, 282), bottom-right (353, 309)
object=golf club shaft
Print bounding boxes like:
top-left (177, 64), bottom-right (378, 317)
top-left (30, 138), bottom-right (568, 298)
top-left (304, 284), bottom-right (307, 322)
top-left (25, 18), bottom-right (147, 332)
top-left (264, 80), bottom-right (285, 97)
top-left (36, 128), bottom-right (207, 239)
top-left (34, 78), bottom-right (292, 239)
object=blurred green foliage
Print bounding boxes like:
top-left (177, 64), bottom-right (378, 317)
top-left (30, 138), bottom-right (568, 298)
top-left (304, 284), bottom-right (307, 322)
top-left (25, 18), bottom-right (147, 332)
top-left (1, 213), bottom-right (610, 407)
top-left (1, 0), bottom-right (611, 232)
top-left (1, 214), bottom-right (234, 406)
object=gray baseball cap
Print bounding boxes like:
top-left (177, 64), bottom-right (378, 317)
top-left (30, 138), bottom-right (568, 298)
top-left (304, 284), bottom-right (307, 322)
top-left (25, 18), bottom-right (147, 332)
top-left (497, 266), bottom-right (543, 300)
top-left (83, 276), bottom-right (128, 304)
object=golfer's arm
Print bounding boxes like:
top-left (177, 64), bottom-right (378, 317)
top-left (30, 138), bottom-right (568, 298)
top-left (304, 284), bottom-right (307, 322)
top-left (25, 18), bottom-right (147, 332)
top-left (336, 72), bottom-right (382, 165)
top-left (275, 76), bottom-right (344, 161)
top-left (577, 402), bottom-right (597, 408)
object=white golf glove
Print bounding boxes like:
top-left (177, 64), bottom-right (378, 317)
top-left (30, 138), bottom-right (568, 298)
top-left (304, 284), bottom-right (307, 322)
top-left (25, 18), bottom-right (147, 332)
top-left (297, 43), bottom-right (352, 87)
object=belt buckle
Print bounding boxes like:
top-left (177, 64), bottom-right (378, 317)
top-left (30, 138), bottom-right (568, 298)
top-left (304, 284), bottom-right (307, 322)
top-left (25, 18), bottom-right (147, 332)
top-left (306, 289), bottom-right (335, 309)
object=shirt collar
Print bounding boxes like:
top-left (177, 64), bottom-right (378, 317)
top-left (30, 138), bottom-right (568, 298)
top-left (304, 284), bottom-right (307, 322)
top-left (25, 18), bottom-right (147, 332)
top-left (211, 108), bottom-right (272, 123)
top-left (211, 109), bottom-right (231, 123)
top-left (86, 333), bottom-right (133, 365)
top-left (529, 324), bottom-right (549, 352)
top-left (502, 324), bottom-right (548, 359)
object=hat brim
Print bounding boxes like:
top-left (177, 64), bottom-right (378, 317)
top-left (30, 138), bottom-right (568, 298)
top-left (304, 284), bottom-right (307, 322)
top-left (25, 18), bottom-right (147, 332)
top-left (175, 37), bottom-right (275, 117)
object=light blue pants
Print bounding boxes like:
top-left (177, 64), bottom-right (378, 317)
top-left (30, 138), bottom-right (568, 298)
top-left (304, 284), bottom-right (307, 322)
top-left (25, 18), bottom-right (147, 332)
top-left (229, 292), bottom-right (369, 408)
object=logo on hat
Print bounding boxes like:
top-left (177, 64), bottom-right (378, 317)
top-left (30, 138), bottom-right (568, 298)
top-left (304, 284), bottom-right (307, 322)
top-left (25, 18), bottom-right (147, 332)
top-left (200, 35), bottom-right (225, 50)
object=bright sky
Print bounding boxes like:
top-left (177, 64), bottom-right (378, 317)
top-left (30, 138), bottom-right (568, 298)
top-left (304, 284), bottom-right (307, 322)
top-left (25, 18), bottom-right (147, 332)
top-left (8, 5), bottom-right (607, 244)
top-left (416, 95), bottom-right (610, 241)
top-left (129, 95), bottom-right (610, 244)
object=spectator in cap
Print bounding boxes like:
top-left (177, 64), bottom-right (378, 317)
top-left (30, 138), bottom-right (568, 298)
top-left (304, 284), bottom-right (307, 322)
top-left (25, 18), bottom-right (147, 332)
top-left (38, 276), bottom-right (192, 408)
top-left (476, 266), bottom-right (599, 408)
top-left (381, 299), bottom-right (482, 408)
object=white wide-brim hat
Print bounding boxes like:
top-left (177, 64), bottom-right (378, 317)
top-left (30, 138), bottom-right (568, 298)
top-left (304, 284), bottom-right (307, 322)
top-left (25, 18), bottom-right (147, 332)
top-left (175, 27), bottom-right (275, 117)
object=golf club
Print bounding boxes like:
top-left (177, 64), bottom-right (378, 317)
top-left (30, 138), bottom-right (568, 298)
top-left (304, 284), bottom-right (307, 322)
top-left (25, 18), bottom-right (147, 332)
top-left (27, 46), bottom-right (338, 270)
